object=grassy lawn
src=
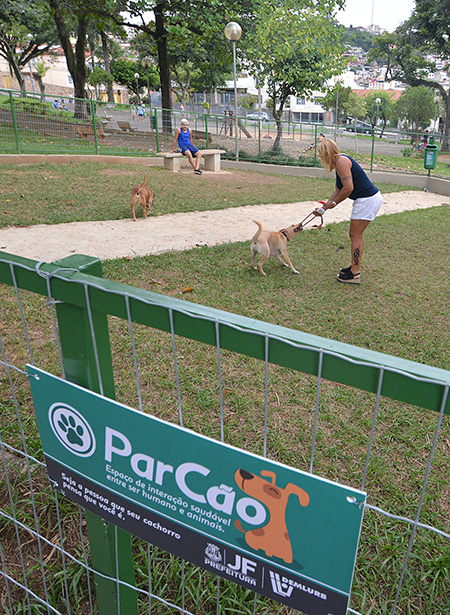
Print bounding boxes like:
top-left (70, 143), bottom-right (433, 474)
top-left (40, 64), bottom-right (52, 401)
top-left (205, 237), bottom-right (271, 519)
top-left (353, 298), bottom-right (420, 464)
top-left (1, 160), bottom-right (449, 614)
top-left (0, 159), bottom-right (414, 228)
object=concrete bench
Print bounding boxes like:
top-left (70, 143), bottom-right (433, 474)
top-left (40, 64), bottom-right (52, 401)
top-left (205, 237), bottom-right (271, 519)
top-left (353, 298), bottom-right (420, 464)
top-left (73, 124), bottom-right (106, 141)
top-left (118, 121), bottom-right (137, 132)
top-left (158, 149), bottom-right (226, 172)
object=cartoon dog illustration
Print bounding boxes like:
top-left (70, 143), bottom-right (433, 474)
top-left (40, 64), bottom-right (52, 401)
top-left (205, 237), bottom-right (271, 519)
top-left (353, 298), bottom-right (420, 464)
top-left (234, 468), bottom-right (309, 564)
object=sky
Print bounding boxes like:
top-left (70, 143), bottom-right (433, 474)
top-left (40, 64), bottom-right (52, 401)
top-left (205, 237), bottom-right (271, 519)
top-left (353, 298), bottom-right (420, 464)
top-left (336, 0), bottom-right (416, 32)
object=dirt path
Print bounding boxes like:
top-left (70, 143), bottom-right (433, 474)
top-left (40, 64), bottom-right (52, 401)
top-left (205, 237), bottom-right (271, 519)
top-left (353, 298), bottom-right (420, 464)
top-left (0, 190), bottom-right (448, 262)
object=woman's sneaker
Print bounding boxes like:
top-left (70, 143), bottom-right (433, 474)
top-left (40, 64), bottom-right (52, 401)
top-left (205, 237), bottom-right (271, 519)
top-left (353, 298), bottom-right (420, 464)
top-left (337, 270), bottom-right (360, 284)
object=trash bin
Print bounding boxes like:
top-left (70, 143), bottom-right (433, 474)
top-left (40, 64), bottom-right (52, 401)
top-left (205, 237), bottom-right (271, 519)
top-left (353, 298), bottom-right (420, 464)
top-left (424, 135), bottom-right (439, 170)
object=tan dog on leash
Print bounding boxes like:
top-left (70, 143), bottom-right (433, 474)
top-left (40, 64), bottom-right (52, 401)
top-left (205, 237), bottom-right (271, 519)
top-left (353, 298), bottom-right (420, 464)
top-left (130, 177), bottom-right (154, 221)
top-left (250, 220), bottom-right (302, 276)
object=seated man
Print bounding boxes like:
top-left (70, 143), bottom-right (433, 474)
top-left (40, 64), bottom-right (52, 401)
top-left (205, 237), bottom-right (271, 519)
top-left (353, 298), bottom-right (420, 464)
top-left (172, 119), bottom-right (203, 174)
top-left (53, 100), bottom-right (61, 109)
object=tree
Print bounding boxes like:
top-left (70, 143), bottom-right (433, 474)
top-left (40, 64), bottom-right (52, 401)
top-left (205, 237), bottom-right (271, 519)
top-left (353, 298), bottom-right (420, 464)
top-left (110, 58), bottom-right (159, 102)
top-left (48, 0), bottom-right (91, 117)
top-left (243, 2), bottom-right (346, 150)
top-left (34, 58), bottom-right (54, 100)
top-left (321, 84), bottom-right (353, 124)
top-left (89, 0), bottom-right (259, 131)
top-left (369, 3), bottom-right (450, 150)
top-left (132, 30), bottom-right (230, 111)
top-left (396, 86), bottom-right (435, 138)
top-left (364, 91), bottom-right (396, 137)
top-left (343, 91), bottom-right (367, 123)
top-left (341, 27), bottom-right (374, 53)
top-left (0, 0), bottom-right (58, 94)
top-left (88, 65), bottom-right (114, 99)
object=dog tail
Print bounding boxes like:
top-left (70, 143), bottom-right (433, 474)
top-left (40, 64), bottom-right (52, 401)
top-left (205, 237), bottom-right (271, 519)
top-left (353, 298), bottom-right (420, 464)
top-left (251, 220), bottom-right (263, 243)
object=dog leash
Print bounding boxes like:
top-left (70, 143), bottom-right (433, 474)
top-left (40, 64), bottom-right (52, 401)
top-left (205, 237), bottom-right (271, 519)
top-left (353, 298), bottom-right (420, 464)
top-left (292, 203), bottom-right (325, 233)
top-left (278, 202), bottom-right (326, 238)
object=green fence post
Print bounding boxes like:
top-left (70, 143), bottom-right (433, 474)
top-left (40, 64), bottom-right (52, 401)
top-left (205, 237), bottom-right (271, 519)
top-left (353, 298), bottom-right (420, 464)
top-left (9, 91), bottom-right (20, 154)
top-left (155, 109), bottom-right (160, 153)
top-left (90, 100), bottom-right (99, 155)
top-left (313, 124), bottom-right (318, 166)
top-left (52, 254), bottom-right (138, 615)
top-left (258, 118), bottom-right (261, 163)
top-left (370, 127), bottom-right (375, 172)
top-left (205, 113), bottom-right (209, 148)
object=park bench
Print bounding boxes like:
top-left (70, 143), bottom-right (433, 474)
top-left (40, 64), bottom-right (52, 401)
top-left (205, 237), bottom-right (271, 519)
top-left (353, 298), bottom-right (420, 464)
top-left (118, 121), bottom-right (138, 132)
top-left (157, 149), bottom-right (226, 172)
top-left (73, 124), bottom-right (106, 141)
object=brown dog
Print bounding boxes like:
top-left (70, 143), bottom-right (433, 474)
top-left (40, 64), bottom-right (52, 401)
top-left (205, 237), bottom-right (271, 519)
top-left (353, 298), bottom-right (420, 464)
top-left (250, 220), bottom-right (302, 275)
top-left (130, 177), bottom-right (155, 221)
top-left (234, 469), bottom-right (309, 564)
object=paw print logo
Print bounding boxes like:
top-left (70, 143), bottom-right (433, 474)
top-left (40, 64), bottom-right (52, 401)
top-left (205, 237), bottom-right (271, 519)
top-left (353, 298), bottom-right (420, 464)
top-left (49, 403), bottom-right (96, 457)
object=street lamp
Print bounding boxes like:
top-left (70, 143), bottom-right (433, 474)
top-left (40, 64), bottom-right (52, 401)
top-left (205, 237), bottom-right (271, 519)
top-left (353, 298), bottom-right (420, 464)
top-left (225, 21), bottom-right (242, 161)
top-left (134, 72), bottom-right (140, 105)
top-left (141, 58), bottom-right (152, 107)
top-left (375, 97), bottom-right (381, 133)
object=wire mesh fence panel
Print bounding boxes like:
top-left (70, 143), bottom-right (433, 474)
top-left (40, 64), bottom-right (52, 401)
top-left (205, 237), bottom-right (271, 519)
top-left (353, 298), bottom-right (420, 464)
top-left (1, 249), bottom-right (449, 615)
top-left (2, 89), bottom-right (445, 178)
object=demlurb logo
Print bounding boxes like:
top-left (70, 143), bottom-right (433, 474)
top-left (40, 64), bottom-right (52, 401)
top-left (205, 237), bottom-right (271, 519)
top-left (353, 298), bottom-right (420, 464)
top-left (49, 403), bottom-right (96, 457)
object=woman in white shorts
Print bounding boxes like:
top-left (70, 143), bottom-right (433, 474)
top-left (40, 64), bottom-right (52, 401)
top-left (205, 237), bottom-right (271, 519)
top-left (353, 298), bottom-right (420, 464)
top-left (317, 139), bottom-right (383, 284)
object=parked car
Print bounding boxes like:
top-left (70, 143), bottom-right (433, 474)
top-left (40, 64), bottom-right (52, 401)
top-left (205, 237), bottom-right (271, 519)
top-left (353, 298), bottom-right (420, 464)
top-left (246, 112), bottom-right (270, 121)
top-left (346, 122), bottom-right (373, 134)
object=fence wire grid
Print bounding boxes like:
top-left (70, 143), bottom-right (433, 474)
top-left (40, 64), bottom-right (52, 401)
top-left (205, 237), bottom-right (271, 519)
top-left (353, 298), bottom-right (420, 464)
top-left (0, 252), bottom-right (449, 615)
top-left (0, 88), bottom-right (445, 176)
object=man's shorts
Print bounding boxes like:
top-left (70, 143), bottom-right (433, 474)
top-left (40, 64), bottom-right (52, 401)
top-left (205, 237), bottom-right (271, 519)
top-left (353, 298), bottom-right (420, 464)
top-left (181, 144), bottom-right (199, 156)
top-left (351, 191), bottom-right (383, 221)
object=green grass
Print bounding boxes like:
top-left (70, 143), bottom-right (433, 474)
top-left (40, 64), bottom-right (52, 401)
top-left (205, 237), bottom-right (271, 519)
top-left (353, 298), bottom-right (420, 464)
top-left (0, 159), bottom-right (413, 228)
top-left (0, 162), bottom-right (449, 614)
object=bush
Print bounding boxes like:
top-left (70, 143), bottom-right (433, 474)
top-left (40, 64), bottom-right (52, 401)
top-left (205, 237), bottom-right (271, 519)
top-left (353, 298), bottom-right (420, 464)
top-left (223, 147), bottom-right (320, 168)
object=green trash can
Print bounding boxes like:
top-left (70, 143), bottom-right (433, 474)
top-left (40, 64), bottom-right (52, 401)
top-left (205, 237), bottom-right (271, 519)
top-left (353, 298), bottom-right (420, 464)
top-left (424, 136), bottom-right (439, 170)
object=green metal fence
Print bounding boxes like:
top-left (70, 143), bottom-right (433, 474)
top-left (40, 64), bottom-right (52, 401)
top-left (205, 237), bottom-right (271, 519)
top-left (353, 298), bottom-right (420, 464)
top-left (0, 88), bottom-right (446, 176)
top-left (1, 250), bottom-right (449, 614)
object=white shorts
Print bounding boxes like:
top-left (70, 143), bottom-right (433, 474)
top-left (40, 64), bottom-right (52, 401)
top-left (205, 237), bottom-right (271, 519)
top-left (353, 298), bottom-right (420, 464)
top-left (351, 191), bottom-right (383, 221)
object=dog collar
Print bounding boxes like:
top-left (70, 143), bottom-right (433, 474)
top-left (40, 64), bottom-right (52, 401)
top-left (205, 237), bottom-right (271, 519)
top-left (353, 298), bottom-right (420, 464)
top-left (279, 229), bottom-right (289, 241)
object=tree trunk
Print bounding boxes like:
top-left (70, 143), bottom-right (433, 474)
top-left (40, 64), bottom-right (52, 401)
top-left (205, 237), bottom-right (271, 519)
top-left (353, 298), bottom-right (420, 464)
top-left (154, 2), bottom-right (172, 132)
top-left (49, 0), bottom-right (88, 118)
top-left (36, 74), bottom-right (46, 102)
top-left (272, 88), bottom-right (287, 151)
top-left (101, 31), bottom-right (115, 103)
top-left (8, 53), bottom-right (26, 94)
top-left (88, 34), bottom-right (98, 100)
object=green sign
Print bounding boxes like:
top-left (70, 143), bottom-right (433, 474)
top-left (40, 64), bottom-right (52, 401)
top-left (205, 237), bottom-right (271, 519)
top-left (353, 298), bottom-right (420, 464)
top-left (28, 365), bottom-right (366, 615)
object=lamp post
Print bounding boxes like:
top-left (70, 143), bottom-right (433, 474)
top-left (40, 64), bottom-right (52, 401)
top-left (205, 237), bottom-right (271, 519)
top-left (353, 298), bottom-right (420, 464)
top-left (134, 72), bottom-right (140, 105)
top-left (141, 58), bottom-right (152, 107)
top-left (375, 97), bottom-right (381, 130)
top-left (225, 22), bottom-right (242, 161)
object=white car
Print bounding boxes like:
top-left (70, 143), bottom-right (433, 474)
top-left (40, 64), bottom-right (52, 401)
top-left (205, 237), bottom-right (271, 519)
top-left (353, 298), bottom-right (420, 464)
top-left (246, 112), bottom-right (270, 121)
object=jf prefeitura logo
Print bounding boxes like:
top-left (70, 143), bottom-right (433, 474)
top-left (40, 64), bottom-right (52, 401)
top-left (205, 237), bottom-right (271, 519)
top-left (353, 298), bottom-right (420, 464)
top-left (48, 403), bottom-right (96, 457)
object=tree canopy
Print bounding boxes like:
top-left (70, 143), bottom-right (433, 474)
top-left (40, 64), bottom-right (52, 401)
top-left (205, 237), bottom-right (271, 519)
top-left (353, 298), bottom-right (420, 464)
top-left (242, 1), bottom-right (346, 148)
top-left (369, 1), bottom-right (450, 149)
top-left (0, 0), bottom-right (59, 93)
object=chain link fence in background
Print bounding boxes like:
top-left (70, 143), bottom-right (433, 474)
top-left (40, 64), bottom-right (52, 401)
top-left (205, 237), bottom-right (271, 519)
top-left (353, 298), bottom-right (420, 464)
top-left (0, 89), bottom-right (446, 175)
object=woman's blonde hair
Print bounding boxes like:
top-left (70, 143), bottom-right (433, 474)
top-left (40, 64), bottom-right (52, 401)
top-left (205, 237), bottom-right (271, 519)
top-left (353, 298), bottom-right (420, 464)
top-left (318, 138), bottom-right (340, 172)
